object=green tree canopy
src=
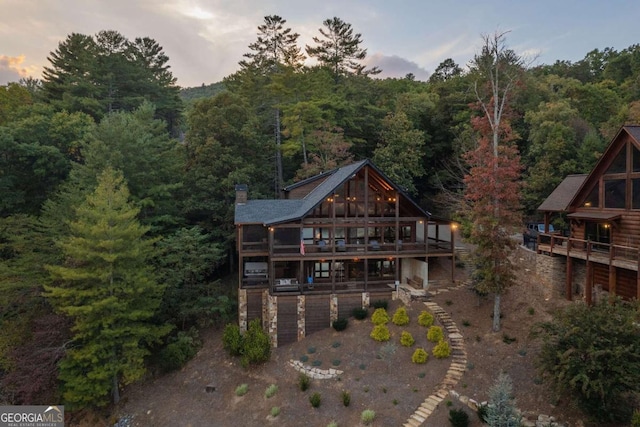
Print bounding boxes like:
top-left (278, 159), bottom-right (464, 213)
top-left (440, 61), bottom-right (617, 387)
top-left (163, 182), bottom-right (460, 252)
top-left (44, 168), bottom-right (170, 408)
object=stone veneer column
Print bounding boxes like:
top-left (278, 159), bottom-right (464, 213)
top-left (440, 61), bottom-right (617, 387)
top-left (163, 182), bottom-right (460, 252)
top-left (329, 294), bottom-right (338, 326)
top-left (297, 295), bottom-right (306, 341)
top-left (268, 293), bottom-right (278, 348)
top-left (261, 289), bottom-right (269, 330)
top-left (238, 288), bottom-right (248, 332)
top-left (362, 292), bottom-right (370, 308)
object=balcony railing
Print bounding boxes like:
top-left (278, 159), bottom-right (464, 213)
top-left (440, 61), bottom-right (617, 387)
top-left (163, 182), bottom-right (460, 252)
top-left (537, 233), bottom-right (640, 270)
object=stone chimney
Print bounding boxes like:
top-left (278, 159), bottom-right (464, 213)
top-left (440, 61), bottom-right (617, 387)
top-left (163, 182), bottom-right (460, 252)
top-left (235, 184), bottom-right (248, 205)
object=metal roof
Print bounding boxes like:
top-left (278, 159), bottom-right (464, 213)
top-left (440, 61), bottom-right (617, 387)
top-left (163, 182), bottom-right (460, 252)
top-left (537, 174), bottom-right (588, 212)
top-left (235, 159), bottom-right (435, 225)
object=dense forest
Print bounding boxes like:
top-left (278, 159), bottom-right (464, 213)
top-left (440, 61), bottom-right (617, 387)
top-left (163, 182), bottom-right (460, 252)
top-left (2, 15), bottom-right (640, 412)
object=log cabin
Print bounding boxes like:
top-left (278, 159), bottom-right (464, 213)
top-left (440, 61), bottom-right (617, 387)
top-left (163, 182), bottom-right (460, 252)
top-left (234, 159), bottom-right (456, 346)
top-left (536, 125), bottom-right (640, 303)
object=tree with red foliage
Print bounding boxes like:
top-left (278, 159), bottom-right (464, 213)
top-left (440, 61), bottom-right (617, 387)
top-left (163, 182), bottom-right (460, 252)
top-left (464, 31), bottom-right (525, 332)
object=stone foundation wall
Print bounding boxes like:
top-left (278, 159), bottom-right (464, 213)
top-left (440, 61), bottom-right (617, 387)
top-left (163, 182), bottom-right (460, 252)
top-left (527, 245), bottom-right (589, 301)
top-left (238, 289), bottom-right (248, 332)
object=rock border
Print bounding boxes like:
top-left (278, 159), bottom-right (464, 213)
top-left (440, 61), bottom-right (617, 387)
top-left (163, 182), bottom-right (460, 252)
top-left (288, 359), bottom-right (343, 380)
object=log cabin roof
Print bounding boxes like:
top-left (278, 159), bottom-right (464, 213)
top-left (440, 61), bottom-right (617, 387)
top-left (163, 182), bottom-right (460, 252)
top-left (235, 159), bottom-right (434, 226)
top-left (537, 174), bottom-right (588, 212)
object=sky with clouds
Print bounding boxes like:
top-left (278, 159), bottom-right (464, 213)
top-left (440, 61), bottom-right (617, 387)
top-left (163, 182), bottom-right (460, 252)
top-left (2, 0), bottom-right (640, 88)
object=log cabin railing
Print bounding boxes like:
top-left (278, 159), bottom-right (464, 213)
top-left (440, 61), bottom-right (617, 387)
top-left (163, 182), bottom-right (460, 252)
top-left (537, 233), bottom-right (640, 265)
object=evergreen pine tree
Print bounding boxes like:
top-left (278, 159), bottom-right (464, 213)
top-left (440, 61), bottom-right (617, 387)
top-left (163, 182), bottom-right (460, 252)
top-left (44, 168), bottom-right (170, 408)
top-left (486, 372), bottom-right (522, 427)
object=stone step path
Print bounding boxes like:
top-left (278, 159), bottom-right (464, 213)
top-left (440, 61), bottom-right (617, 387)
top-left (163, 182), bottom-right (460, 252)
top-left (403, 301), bottom-right (467, 427)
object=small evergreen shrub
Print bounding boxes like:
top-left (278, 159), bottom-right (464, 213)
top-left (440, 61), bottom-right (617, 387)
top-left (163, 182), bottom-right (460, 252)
top-left (298, 373), bottom-right (310, 391)
top-left (372, 299), bottom-right (388, 310)
top-left (400, 330), bottom-right (415, 347)
top-left (341, 390), bottom-right (351, 407)
top-left (427, 325), bottom-right (444, 342)
top-left (270, 406), bottom-right (280, 417)
top-left (418, 311), bottom-right (434, 327)
top-left (241, 318), bottom-right (271, 367)
top-left (411, 348), bottom-right (428, 364)
top-left (353, 307), bottom-right (368, 320)
top-left (477, 403), bottom-right (488, 423)
top-left (332, 317), bottom-right (348, 331)
top-left (632, 409), bottom-right (640, 427)
top-left (222, 323), bottom-right (243, 356)
top-left (332, 359), bottom-right (341, 366)
top-left (300, 354), bottom-right (308, 363)
top-left (361, 409), bottom-right (376, 425)
top-left (392, 306), bottom-right (410, 325)
top-left (327, 422), bottom-right (338, 427)
top-left (158, 329), bottom-right (201, 372)
top-left (331, 341), bottom-right (341, 348)
top-left (312, 359), bottom-right (322, 367)
top-left (235, 383), bottom-right (248, 396)
top-left (433, 339), bottom-right (452, 359)
top-left (307, 346), bottom-right (316, 354)
top-left (265, 384), bottom-right (278, 398)
top-left (371, 308), bottom-right (390, 325)
top-left (309, 392), bottom-right (322, 408)
top-left (370, 324), bottom-right (391, 342)
top-left (449, 408), bottom-right (470, 427)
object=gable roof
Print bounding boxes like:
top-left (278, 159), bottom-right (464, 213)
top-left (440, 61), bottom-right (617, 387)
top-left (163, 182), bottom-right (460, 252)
top-left (235, 159), bottom-right (433, 225)
top-left (537, 174), bottom-right (587, 212)
top-left (537, 125), bottom-right (640, 214)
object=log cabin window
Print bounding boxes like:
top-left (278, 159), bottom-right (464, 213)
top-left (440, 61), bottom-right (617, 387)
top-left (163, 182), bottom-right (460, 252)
top-left (604, 179), bottom-right (626, 208)
top-left (583, 184), bottom-right (599, 208)
top-left (633, 145), bottom-right (640, 172)
top-left (633, 178), bottom-right (640, 209)
top-left (606, 148), bottom-right (626, 174)
top-left (314, 262), bottom-right (330, 278)
top-left (585, 222), bottom-right (610, 246)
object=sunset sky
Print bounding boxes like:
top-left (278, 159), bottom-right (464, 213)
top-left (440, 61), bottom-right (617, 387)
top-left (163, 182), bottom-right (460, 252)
top-left (2, 0), bottom-right (639, 87)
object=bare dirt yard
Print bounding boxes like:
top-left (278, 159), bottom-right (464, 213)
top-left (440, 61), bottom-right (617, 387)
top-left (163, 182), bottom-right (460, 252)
top-left (86, 250), bottom-right (619, 427)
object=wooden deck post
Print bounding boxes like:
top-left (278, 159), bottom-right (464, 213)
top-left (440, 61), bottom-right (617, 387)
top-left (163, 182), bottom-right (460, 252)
top-left (565, 238), bottom-right (572, 300)
top-left (609, 266), bottom-right (617, 303)
top-left (586, 261), bottom-right (593, 305)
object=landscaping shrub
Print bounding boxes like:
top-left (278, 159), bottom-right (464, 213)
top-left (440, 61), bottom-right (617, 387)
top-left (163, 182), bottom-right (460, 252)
top-left (486, 372), bottom-right (521, 427)
top-left (535, 298), bottom-right (640, 423)
top-left (370, 324), bottom-right (391, 342)
top-left (332, 317), bottom-right (348, 331)
top-left (427, 325), bottom-right (444, 342)
top-left (411, 348), bottom-right (428, 364)
top-left (298, 373), bottom-right (310, 391)
top-left (352, 307), bottom-right (368, 320)
top-left (433, 339), bottom-right (452, 358)
top-left (371, 308), bottom-right (390, 325)
top-left (265, 384), bottom-right (278, 398)
top-left (418, 310), bottom-right (434, 327)
top-left (222, 323), bottom-right (243, 356)
top-left (157, 329), bottom-right (201, 372)
top-left (392, 306), bottom-right (410, 326)
top-left (372, 299), bottom-right (388, 310)
top-left (241, 318), bottom-right (271, 368)
top-left (400, 330), bottom-right (415, 347)
top-left (449, 408), bottom-right (470, 427)
top-left (361, 409), bottom-right (376, 425)
top-left (477, 403), bottom-right (488, 423)
top-left (341, 390), bottom-right (351, 407)
top-left (327, 422), bottom-right (338, 427)
top-left (309, 392), bottom-right (322, 408)
top-left (632, 410), bottom-right (640, 427)
top-left (235, 384), bottom-right (248, 396)
top-left (270, 406), bottom-right (280, 417)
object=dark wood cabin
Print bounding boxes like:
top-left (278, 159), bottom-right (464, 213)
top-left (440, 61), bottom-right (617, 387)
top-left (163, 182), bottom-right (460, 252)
top-left (234, 159), bottom-right (455, 345)
top-left (537, 125), bottom-right (640, 303)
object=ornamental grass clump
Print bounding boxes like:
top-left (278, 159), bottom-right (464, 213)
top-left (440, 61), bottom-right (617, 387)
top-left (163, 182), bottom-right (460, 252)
top-left (370, 324), bottom-right (391, 342)
top-left (361, 409), bottom-right (376, 425)
top-left (371, 308), bottom-right (390, 325)
top-left (411, 348), bottom-right (428, 364)
top-left (418, 310), bottom-right (434, 327)
top-left (400, 330), bottom-right (415, 347)
top-left (392, 306), bottom-right (410, 326)
top-left (427, 325), bottom-right (444, 342)
top-left (265, 384), bottom-right (278, 398)
top-left (433, 339), bottom-right (452, 358)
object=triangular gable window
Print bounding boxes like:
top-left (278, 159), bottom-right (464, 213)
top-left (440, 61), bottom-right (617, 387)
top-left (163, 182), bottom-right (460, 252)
top-left (605, 147), bottom-right (626, 174)
top-left (633, 144), bottom-right (640, 172)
